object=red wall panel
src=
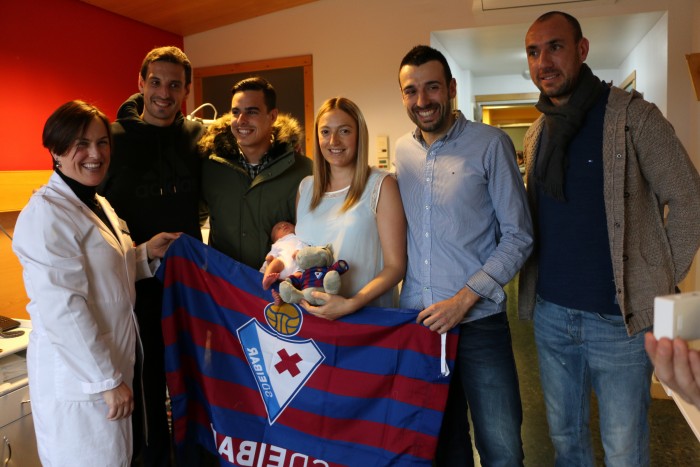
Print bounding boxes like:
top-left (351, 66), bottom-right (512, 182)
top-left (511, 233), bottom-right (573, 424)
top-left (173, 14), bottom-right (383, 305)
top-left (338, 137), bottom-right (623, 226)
top-left (0, 0), bottom-right (183, 170)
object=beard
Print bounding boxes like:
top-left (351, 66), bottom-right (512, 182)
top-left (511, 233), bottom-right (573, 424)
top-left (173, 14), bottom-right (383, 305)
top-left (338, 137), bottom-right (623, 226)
top-left (536, 73), bottom-right (577, 101)
top-left (407, 102), bottom-right (452, 134)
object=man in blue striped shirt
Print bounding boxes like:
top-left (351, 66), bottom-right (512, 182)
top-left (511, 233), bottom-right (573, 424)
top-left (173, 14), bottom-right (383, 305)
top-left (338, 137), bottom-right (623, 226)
top-left (396, 45), bottom-right (534, 466)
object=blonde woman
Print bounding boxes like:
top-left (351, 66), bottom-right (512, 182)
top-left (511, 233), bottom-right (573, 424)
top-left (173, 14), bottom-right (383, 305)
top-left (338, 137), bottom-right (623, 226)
top-left (295, 97), bottom-right (406, 319)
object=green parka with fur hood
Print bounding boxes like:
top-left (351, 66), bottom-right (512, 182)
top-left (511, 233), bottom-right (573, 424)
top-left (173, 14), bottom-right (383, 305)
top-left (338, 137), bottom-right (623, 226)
top-left (200, 113), bottom-right (312, 269)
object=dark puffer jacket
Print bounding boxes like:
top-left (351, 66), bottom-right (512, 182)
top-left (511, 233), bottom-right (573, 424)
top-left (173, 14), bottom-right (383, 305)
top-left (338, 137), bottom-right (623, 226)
top-left (200, 113), bottom-right (312, 269)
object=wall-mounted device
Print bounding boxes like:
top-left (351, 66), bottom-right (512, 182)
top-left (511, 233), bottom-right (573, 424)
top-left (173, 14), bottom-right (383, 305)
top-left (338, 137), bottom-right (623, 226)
top-left (376, 136), bottom-right (390, 170)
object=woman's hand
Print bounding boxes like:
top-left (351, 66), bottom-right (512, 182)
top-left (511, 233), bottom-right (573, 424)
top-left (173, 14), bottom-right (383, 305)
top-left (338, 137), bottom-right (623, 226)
top-left (301, 292), bottom-right (358, 321)
top-left (146, 232), bottom-right (181, 260)
top-left (301, 175), bottom-right (407, 320)
top-left (102, 382), bottom-right (134, 420)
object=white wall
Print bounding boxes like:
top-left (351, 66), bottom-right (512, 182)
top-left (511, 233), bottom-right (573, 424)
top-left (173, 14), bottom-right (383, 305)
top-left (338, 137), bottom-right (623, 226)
top-left (473, 74), bottom-right (540, 96)
top-left (685, 2), bottom-right (700, 290)
top-left (184, 0), bottom-right (700, 287)
top-left (619, 13), bottom-right (668, 113)
top-left (431, 33), bottom-right (474, 120)
top-left (471, 69), bottom-right (618, 97)
top-left (186, 0), bottom-right (470, 169)
top-left (690, 0), bottom-right (700, 293)
top-left (458, 68), bottom-right (475, 121)
top-left (185, 0), bottom-right (696, 164)
top-left (678, 0), bottom-right (700, 292)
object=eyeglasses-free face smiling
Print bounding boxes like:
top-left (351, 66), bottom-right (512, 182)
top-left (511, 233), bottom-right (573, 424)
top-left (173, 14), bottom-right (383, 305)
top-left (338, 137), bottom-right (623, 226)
top-left (54, 117), bottom-right (110, 187)
top-left (399, 60), bottom-right (456, 146)
top-left (138, 60), bottom-right (189, 127)
top-left (317, 109), bottom-right (358, 171)
top-left (230, 90), bottom-right (278, 163)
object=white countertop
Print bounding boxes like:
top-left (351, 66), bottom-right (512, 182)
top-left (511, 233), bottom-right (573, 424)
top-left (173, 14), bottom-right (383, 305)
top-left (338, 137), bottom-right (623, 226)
top-left (0, 319), bottom-right (30, 358)
top-left (0, 319), bottom-right (30, 396)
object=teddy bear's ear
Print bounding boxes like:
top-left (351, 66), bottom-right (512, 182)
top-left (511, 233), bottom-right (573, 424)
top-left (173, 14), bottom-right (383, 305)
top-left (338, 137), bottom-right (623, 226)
top-left (325, 244), bottom-right (334, 255)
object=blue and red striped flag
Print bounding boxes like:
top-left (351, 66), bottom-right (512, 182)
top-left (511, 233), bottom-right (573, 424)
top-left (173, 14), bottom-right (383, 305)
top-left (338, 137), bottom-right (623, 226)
top-left (157, 235), bottom-right (457, 466)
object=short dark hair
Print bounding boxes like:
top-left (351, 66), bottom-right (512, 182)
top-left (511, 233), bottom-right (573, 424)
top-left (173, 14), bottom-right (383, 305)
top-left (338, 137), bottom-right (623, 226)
top-left (535, 11), bottom-right (583, 42)
top-left (43, 100), bottom-right (111, 158)
top-left (140, 46), bottom-right (193, 86)
top-left (399, 45), bottom-right (453, 85)
top-left (231, 77), bottom-right (277, 111)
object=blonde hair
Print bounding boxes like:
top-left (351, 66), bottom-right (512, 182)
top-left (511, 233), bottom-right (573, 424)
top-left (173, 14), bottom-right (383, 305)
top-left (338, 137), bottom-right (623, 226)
top-left (310, 97), bottom-right (370, 212)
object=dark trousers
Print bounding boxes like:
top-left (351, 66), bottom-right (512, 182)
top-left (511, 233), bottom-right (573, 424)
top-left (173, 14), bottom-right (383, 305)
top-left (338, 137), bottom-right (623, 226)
top-left (435, 312), bottom-right (524, 467)
top-left (132, 278), bottom-right (173, 467)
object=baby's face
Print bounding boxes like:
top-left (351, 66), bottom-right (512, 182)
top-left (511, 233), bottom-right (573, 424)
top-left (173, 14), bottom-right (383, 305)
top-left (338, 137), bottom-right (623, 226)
top-left (272, 222), bottom-right (295, 242)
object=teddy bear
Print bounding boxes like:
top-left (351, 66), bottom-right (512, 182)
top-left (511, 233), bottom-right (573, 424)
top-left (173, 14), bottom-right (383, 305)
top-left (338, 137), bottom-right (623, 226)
top-left (278, 244), bottom-right (349, 306)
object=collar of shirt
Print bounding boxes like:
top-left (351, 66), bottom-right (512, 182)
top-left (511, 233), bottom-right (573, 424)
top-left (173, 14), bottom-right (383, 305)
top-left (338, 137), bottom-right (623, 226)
top-left (235, 137), bottom-right (275, 179)
top-left (411, 110), bottom-right (466, 149)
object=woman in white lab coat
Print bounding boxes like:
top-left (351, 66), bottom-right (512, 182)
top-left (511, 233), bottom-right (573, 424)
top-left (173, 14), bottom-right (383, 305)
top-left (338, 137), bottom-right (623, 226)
top-left (12, 101), bottom-right (179, 467)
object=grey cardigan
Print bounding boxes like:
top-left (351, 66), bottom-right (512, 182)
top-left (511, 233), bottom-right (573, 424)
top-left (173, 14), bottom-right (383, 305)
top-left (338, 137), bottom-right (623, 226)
top-left (518, 86), bottom-right (700, 336)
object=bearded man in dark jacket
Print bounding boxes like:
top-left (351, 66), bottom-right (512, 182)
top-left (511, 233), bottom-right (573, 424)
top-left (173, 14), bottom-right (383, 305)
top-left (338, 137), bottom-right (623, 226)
top-left (99, 46), bottom-right (203, 467)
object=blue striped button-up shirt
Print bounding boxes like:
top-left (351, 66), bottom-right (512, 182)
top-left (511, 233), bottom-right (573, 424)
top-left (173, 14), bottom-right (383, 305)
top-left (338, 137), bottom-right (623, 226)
top-left (395, 112), bottom-right (533, 322)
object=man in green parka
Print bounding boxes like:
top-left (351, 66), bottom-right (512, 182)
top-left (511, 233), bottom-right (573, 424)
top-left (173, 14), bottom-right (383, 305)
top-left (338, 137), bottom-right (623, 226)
top-left (199, 77), bottom-right (312, 268)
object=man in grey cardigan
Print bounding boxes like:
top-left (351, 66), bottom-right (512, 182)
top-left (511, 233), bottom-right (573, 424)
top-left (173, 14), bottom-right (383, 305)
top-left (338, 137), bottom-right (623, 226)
top-left (519, 11), bottom-right (700, 466)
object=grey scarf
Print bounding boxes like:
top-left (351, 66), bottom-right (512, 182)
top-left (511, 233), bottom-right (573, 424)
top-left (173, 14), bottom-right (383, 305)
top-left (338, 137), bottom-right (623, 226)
top-left (534, 64), bottom-right (605, 201)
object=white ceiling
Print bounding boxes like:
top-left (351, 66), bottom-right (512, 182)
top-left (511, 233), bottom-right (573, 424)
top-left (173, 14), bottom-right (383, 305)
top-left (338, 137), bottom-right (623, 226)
top-left (434, 11), bottom-right (665, 77)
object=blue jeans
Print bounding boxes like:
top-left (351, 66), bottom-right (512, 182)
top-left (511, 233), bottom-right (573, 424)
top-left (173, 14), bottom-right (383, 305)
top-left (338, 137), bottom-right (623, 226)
top-left (436, 312), bottom-right (524, 467)
top-left (534, 296), bottom-right (652, 467)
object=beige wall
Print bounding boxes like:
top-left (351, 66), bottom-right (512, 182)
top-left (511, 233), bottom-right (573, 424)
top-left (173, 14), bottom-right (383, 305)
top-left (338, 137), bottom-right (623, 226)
top-left (185, 0), bottom-right (700, 291)
top-left (693, 1), bottom-right (700, 291)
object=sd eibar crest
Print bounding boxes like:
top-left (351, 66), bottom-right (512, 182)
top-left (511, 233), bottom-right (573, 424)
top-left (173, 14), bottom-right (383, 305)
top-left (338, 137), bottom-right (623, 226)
top-left (236, 302), bottom-right (325, 424)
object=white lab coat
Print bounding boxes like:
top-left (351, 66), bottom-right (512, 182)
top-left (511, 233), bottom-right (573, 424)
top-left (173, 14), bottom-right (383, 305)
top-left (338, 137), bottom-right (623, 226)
top-left (12, 173), bottom-right (157, 467)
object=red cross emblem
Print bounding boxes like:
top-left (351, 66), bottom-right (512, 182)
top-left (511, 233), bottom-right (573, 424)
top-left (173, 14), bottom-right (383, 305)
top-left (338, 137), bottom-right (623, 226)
top-left (275, 348), bottom-right (303, 377)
